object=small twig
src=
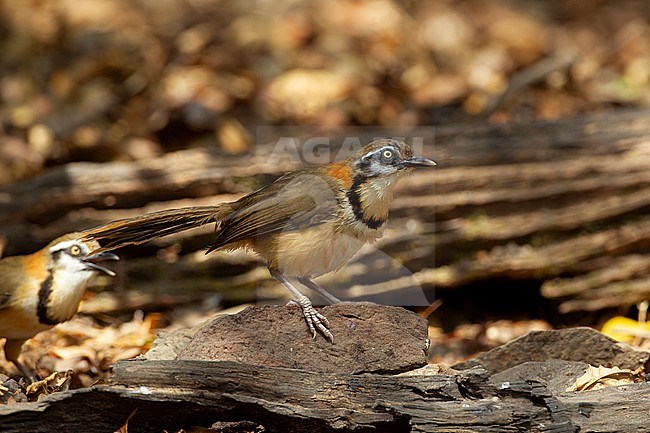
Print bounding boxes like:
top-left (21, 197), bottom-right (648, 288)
top-left (115, 408), bottom-right (138, 433)
top-left (634, 300), bottom-right (649, 346)
top-left (419, 299), bottom-right (443, 319)
top-left (480, 53), bottom-right (576, 118)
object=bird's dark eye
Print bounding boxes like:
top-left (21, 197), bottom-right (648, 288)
top-left (381, 149), bottom-right (394, 162)
top-left (69, 245), bottom-right (82, 256)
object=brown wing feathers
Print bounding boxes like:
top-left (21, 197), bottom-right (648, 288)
top-left (81, 168), bottom-right (342, 254)
top-left (207, 171), bottom-right (339, 252)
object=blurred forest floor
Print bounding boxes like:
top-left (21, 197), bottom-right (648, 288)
top-left (1, 0), bottom-right (650, 401)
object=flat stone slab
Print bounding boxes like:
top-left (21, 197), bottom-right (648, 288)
top-left (166, 302), bottom-right (428, 374)
top-left (454, 327), bottom-right (650, 373)
top-left (490, 359), bottom-right (591, 394)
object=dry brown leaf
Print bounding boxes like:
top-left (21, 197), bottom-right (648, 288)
top-left (265, 69), bottom-right (354, 122)
top-left (99, 347), bottom-right (144, 364)
top-left (566, 365), bottom-right (637, 392)
top-left (217, 118), bottom-right (252, 155)
top-left (483, 319), bottom-right (552, 345)
top-left (51, 345), bottom-right (96, 361)
top-left (53, 358), bottom-right (91, 375)
top-left (410, 74), bottom-right (468, 107)
top-left (26, 370), bottom-right (72, 397)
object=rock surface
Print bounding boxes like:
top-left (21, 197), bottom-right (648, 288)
top-left (454, 327), bottom-right (650, 373)
top-left (163, 302), bottom-right (429, 374)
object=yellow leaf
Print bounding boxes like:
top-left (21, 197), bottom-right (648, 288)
top-left (601, 316), bottom-right (650, 343)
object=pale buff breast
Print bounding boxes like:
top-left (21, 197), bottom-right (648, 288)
top-left (0, 256), bottom-right (50, 339)
top-left (45, 273), bottom-right (91, 324)
top-left (0, 274), bottom-right (90, 339)
top-left (0, 284), bottom-right (50, 339)
top-left (254, 223), bottom-right (382, 278)
top-left (0, 306), bottom-right (50, 339)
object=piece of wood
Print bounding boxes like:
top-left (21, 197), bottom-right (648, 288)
top-left (0, 359), bottom-right (649, 433)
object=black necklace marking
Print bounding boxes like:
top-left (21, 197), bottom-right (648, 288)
top-left (346, 176), bottom-right (386, 229)
top-left (37, 271), bottom-right (58, 325)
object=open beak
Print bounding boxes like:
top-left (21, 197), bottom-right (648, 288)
top-left (401, 155), bottom-right (437, 168)
top-left (82, 251), bottom-right (119, 276)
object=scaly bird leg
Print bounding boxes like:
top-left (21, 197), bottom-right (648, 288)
top-left (268, 267), bottom-right (333, 342)
top-left (4, 339), bottom-right (38, 383)
top-left (13, 360), bottom-right (38, 383)
top-left (297, 276), bottom-right (340, 305)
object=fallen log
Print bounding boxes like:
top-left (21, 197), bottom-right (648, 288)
top-left (1, 109), bottom-right (649, 314)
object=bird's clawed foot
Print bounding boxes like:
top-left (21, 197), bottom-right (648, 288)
top-left (269, 267), bottom-right (335, 342)
top-left (287, 297), bottom-right (333, 343)
top-left (13, 360), bottom-right (39, 384)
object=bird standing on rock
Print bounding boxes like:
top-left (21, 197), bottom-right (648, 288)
top-left (0, 234), bottom-right (118, 380)
top-left (81, 139), bottom-right (436, 341)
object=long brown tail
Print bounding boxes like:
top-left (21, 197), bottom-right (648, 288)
top-left (80, 205), bottom-right (231, 252)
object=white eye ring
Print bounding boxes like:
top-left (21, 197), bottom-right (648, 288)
top-left (382, 150), bottom-right (393, 159)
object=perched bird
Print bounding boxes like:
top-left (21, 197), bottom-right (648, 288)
top-left (81, 139), bottom-right (436, 341)
top-left (0, 234), bottom-right (118, 380)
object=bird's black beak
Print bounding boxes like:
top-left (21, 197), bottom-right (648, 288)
top-left (82, 252), bottom-right (119, 276)
top-left (401, 155), bottom-right (437, 168)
